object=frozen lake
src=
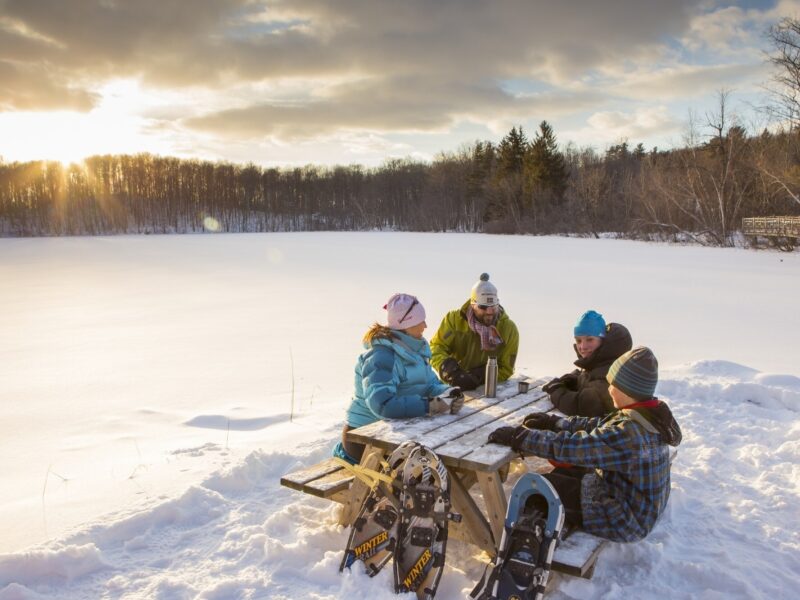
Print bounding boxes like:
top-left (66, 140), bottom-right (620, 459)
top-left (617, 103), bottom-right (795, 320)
top-left (1, 232), bottom-right (798, 554)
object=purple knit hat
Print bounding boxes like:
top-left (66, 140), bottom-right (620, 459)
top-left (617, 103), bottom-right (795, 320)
top-left (385, 293), bottom-right (426, 330)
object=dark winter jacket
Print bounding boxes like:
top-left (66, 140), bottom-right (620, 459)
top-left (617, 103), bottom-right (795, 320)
top-left (517, 401), bottom-right (681, 542)
top-left (548, 323), bottom-right (632, 417)
top-left (430, 301), bottom-right (519, 382)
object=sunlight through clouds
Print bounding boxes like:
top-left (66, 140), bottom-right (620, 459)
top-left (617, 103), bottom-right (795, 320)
top-left (0, 80), bottom-right (176, 164)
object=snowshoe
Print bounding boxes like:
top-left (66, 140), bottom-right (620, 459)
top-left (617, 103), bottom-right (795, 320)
top-left (470, 473), bottom-right (564, 600)
top-left (339, 441), bottom-right (418, 575)
top-left (392, 443), bottom-right (458, 599)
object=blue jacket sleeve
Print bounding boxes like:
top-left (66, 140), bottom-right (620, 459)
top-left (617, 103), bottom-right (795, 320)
top-left (425, 364), bottom-right (450, 398)
top-left (362, 346), bottom-right (429, 419)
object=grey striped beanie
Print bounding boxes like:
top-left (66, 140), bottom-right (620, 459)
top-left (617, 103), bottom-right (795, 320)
top-left (606, 346), bottom-right (658, 401)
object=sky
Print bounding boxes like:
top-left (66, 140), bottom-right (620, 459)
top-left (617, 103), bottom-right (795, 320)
top-left (0, 0), bottom-right (797, 167)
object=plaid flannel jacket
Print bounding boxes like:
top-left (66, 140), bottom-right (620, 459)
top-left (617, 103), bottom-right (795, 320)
top-left (519, 410), bottom-right (672, 542)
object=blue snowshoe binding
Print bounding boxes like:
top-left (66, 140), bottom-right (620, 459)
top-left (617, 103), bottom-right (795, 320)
top-left (471, 473), bottom-right (565, 600)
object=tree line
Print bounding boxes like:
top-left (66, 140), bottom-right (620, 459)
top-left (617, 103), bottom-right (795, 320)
top-left (1, 113), bottom-right (798, 245)
top-left (3, 20), bottom-right (800, 245)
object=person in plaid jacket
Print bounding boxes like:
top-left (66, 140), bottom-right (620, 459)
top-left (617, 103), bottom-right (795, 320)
top-left (489, 346), bottom-right (681, 542)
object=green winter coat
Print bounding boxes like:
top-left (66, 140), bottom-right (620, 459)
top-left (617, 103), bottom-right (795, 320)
top-left (430, 301), bottom-right (519, 381)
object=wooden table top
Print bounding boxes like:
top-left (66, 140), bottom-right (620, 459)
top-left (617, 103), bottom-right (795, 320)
top-left (346, 378), bottom-right (553, 473)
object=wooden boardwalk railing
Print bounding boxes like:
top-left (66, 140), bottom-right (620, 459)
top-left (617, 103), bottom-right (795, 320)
top-left (742, 216), bottom-right (799, 251)
top-left (742, 216), bottom-right (800, 237)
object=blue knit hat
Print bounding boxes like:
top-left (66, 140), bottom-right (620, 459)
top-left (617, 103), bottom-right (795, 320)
top-left (574, 310), bottom-right (606, 338)
top-left (606, 346), bottom-right (659, 401)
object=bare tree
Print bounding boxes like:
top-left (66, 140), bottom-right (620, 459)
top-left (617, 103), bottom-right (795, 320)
top-left (767, 17), bottom-right (800, 129)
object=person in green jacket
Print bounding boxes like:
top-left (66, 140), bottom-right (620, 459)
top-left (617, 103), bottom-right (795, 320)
top-left (430, 273), bottom-right (519, 391)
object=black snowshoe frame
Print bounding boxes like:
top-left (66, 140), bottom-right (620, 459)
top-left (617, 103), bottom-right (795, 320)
top-left (339, 441), bottom-right (459, 599)
top-left (471, 473), bottom-right (565, 600)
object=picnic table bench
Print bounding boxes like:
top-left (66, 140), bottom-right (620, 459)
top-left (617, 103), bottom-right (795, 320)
top-left (281, 378), bottom-right (613, 578)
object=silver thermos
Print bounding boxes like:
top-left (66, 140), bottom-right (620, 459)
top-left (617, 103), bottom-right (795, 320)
top-left (485, 356), bottom-right (498, 398)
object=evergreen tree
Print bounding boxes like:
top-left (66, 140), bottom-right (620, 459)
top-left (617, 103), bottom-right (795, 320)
top-left (525, 120), bottom-right (568, 206)
top-left (468, 141), bottom-right (495, 197)
top-left (497, 126), bottom-right (528, 176)
top-left (484, 127), bottom-right (528, 228)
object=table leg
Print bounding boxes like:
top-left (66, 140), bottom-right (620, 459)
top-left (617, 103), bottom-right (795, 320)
top-left (477, 471), bottom-right (507, 546)
top-left (451, 467), bottom-right (477, 491)
top-left (338, 444), bottom-right (382, 527)
top-left (448, 469), bottom-right (496, 556)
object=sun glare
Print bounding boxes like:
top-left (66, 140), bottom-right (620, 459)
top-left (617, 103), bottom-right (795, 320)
top-left (0, 80), bottom-right (174, 164)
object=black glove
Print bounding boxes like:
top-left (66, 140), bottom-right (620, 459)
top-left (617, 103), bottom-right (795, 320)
top-left (487, 425), bottom-right (528, 452)
top-left (439, 358), bottom-right (461, 379)
top-left (468, 365), bottom-right (486, 385)
top-left (522, 412), bottom-right (562, 431)
top-left (560, 371), bottom-right (579, 390)
top-left (440, 358), bottom-right (479, 390)
top-left (542, 377), bottom-right (563, 394)
top-left (452, 370), bottom-right (479, 390)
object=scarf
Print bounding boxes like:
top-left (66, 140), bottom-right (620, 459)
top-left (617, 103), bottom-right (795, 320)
top-left (466, 306), bottom-right (504, 351)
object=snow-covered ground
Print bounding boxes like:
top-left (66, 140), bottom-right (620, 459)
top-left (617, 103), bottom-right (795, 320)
top-left (1, 233), bottom-right (798, 599)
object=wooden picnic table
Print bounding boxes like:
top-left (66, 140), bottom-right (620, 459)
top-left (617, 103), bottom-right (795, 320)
top-left (282, 376), bottom-right (611, 578)
top-left (344, 378), bottom-right (552, 557)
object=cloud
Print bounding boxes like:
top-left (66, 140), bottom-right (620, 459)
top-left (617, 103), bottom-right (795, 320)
top-left (682, 6), bottom-right (758, 55)
top-left (0, 61), bottom-right (97, 111)
top-left (564, 106), bottom-right (682, 148)
top-left (611, 62), bottom-right (769, 101)
top-left (1, 1), bottom-right (699, 105)
top-left (0, 0), bottom-right (785, 160)
top-left (184, 74), bottom-right (608, 140)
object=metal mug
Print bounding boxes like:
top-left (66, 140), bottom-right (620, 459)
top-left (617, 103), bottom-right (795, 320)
top-left (518, 381), bottom-right (530, 394)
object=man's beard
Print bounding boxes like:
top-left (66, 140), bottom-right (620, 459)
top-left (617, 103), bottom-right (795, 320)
top-left (480, 313), bottom-right (497, 326)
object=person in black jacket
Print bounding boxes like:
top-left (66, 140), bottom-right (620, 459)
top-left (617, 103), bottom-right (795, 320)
top-left (544, 310), bottom-right (632, 417)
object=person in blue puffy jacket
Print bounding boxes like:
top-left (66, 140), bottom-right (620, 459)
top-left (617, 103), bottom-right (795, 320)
top-left (332, 293), bottom-right (464, 464)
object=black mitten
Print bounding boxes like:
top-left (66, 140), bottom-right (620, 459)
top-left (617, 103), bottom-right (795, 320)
top-left (452, 370), bottom-right (480, 391)
top-left (440, 357), bottom-right (479, 390)
top-left (542, 377), bottom-right (563, 394)
top-left (522, 412), bottom-right (562, 431)
top-left (468, 365), bottom-right (486, 385)
top-left (488, 426), bottom-right (516, 446)
top-left (560, 371), bottom-right (579, 390)
top-left (488, 425), bottom-right (528, 452)
top-left (439, 357), bottom-right (461, 380)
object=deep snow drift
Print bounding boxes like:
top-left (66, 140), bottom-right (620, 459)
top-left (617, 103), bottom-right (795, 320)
top-left (0, 233), bottom-right (798, 599)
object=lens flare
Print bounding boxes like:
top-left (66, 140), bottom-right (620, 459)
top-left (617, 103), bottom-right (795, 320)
top-left (203, 216), bottom-right (221, 232)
